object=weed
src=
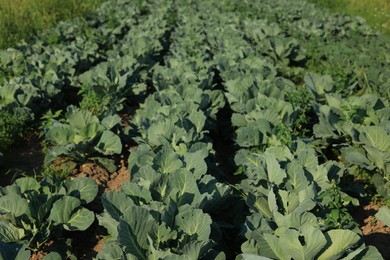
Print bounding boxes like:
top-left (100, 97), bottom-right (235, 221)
top-left (0, 110), bottom-right (26, 153)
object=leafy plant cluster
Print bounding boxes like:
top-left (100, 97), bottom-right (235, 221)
top-left (305, 73), bottom-right (390, 199)
top-left (0, 0), bottom-right (389, 259)
top-left (0, 175), bottom-right (98, 259)
top-left (230, 0), bottom-right (390, 99)
top-left (0, 0), bottom-right (168, 156)
top-left (96, 8), bottom-right (237, 257)
top-left (187, 2), bottom-right (384, 258)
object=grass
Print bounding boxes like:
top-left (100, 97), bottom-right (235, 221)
top-left (1, 0), bottom-right (389, 49)
top-left (307, 0), bottom-right (390, 35)
top-left (0, 0), bottom-right (104, 49)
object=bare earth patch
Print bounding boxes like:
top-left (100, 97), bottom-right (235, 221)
top-left (30, 251), bottom-right (46, 260)
top-left (73, 158), bottom-right (130, 192)
top-left (67, 157), bottom-right (130, 258)
top-left (350, 201), bottom-right (390, 259)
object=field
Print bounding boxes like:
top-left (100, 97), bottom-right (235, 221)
top-left (0, 0), bottom-right (104, 49)
top-left (308, 0), bottom-right (390, 35)
top-left (0, 0), bottom-right (390, 259)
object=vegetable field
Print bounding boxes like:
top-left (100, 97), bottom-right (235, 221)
top-left (1, 0), bottom-right (390, 259)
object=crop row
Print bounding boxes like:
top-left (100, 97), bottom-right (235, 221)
top-left (0, 0), bottom-right (389, 259)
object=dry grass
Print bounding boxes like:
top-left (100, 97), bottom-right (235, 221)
top-left (308, 0), bottom-right (390, 35)
top-left (0, 0), bottom-right (104, 49)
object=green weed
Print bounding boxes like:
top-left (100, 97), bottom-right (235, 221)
top-left (0, 110), bottom-right (26, 152)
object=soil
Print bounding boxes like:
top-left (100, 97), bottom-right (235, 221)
top-left (71, 157), bottom-right (130, 192)
top-left (67, 157), bottom-right (131, 259)
top-left (30, 251), bottom-right (47, 260)
top-left (349, 200), bottom-right (390, 259)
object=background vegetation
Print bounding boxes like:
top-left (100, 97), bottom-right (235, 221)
top-left (308, 0), bottom-right (390, 35)
top-left (0, 0), bottom-right (104, 49)
top-left (1, 0), bottom-right (389, 49)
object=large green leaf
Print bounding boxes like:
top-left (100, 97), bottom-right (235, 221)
top-left (75, 122), bottom-right (103, 143)
top-left (341, 245), bottom-right (383, 260)
top-left (154, 148), bottom-right (183, 174)
top-left (95, 130), bottom-right (122, 155)
top-left (15, 177), bottom-right (40, 193)
top-left (149, 223), bottom-right (177, 247)
top-left (318, 229), bottom-right (361, 260)
top-left (147, 119), bottom-right (175, 147)
top-left (45, 145), bottom-right (73, 165)
top-left (286, 161), bottom-right (310, 191)
top-left (0, 193), bottom-right (29, 217)
top-left (341, 147), bottom-right (373, 169)
top-left (64, 207), bottom-right (95, 231)
top-left (118, 206), bottom-right (156, 260)
top-left (310, 165), bottom-right (331, 191)
top-left (232, 113), bottom-right (248, 127)
top-left (0, 84), bottom-right (18, 106)
top-left (304, 73), bottom-right (334, 98)
top-left (273, 212), bottom-right (318, 230)
top-left (265, 155), bottom-right (286, 185)
top-left (46, 124), bottom-right (75, 145)
top-left (66, 177), bottom-right (98, 204)
top-left (48, 196), bottom-right (80, 224)
top-left (101, 114), bottom-right (121, 130)
top-left (246, 193), bottom-right (272, 219)
top-left (127, 144), bottom-right (155, 172)
top-left (188, 110), bottom-right (206, 133)
top-left (262, 233), bottom-right (287, 259)
top-left (175, 208), bottom-right (211, 241)
top-left (95, 157), bottom-right (118, 173)
top-left (97, 211), bottom-right (119, 239)
top-left (66, 107), bottom-right (99, 130)
top-left (121, 182), bottom-right (153, 205)
top-left (236, 254), bottom-right (272, 260)
top-left (181, 240), bottom-right (213, 259)
top-left (183, 150), bottom-right (208, 178)
top-left (359, 126), bottom-right (390, 152)
top-left (278, 190), bottom-right (299, 214)
top-left (296, 140), bottom-right (318, 172)
top-left (313, 121), bottom-right (336, 139)
top-left (280, 225), bottom-right (327, 260)
top-left (363, 145), bottom-right (390, 172)
top-left (167, 170), bottom-right (200, 207)
top-left (101, 191), bottom-right (134, 221)
top-left (0, 221), bottom-right (24, 242)
top-left (235, 149), bottom-right (262, 169)
top-left (236, 124), bottom-right (268, 148)
top-left (375, 206), bottom-right (390, 227)
top-left (265, 146), bottom-right (294, 161)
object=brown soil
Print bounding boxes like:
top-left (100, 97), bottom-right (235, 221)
top-left (93, 239), bottom-right (105, 256)
top-left (71, 157), bottom-right (130, 192)
top-left (30, 251), bottom-right (46, 260)
top-left (350, 200), bottom-right (390, 259)
top-left (67, 157), bottom-right (131, 258)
